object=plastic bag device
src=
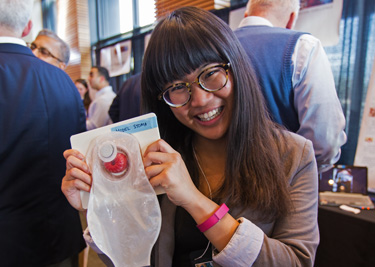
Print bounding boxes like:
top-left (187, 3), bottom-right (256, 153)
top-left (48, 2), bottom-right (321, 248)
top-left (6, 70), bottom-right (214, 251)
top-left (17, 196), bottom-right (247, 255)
top-left (85, 132), bottom-right (161, 267)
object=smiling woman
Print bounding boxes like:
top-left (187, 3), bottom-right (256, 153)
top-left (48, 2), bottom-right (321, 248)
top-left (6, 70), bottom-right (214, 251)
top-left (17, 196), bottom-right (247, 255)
top-left (62, 6), bottom-right (319, 267)
top-left (139, 6), bottom-right (319, 266)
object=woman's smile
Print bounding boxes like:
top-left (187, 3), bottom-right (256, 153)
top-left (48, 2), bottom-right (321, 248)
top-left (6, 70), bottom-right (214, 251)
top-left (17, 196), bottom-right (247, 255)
top-left (196, 106), bottom-right (223, 122)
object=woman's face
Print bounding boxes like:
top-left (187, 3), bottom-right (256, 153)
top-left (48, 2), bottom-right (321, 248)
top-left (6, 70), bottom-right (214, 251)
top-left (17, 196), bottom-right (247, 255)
top-left (75, 82), bottom-right (88, 99)
top-left (167, 63), bottom-right (234, 141)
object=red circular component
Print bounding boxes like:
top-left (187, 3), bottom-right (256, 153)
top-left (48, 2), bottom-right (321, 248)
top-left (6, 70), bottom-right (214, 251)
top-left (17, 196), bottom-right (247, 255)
top-left (103, 152), bottom-right (128, 174)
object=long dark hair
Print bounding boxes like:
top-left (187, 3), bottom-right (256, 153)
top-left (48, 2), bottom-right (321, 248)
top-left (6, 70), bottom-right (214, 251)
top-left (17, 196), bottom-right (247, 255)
top-left (75, 78), bottom-right (91, 112)
top-left (142, 7), bottom-right (290, 221)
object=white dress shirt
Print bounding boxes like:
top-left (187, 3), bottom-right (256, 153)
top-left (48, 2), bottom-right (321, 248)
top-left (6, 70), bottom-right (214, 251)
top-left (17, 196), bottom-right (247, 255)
top-left (0, 36), bottom-right (26, 45)
top-left (86, 86), bottom-right (116, 130)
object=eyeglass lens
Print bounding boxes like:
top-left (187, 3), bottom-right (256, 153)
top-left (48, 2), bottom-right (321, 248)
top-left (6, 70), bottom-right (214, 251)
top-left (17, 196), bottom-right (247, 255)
top-left (29, 43), bottom-right (58, 60)
top-left (164, 65), bottom-right (228, 106)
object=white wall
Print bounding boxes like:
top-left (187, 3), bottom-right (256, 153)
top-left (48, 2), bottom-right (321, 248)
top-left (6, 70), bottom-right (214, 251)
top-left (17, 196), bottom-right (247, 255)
top-left (23, 0), bottom-right (43, 43)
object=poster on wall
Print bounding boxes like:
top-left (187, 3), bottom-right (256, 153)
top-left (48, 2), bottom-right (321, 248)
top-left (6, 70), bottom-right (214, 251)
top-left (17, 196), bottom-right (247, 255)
top-left (100, 40), bottom-right (132, 77)
top-left (293, 0), bottom-right (342, 47)
top-left (354, 56), bottom-right (375, 193)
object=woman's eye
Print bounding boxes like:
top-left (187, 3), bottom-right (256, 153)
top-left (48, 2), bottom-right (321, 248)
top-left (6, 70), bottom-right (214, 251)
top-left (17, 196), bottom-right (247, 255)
top-left (203, 68), bottom-right (219, 80)
top-left (170, 84), bottom-right (186, 93)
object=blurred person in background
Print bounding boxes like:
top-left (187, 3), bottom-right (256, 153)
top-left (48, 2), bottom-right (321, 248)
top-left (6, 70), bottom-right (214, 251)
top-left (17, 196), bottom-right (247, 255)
top-left (108, 72), bottom-right (142, 123)
top-left (235, 0), bottom-right (347, 172)
top-left (86, 66), bottom-right (116, 130)
top-left (29, 28), bottom-right (70, 70)
top-left (75, 78), bottom-right (92, 115)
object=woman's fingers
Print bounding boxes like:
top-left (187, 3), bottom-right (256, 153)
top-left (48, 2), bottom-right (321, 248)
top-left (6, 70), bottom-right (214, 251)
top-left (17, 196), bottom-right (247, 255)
top-left (143, 139), bottom-right (201, 207)
top-left (145, 163), bottom-right (173, 189)
top-left (143, 139), bottom-right (178, 167)
top-left (144, 139), bottom-right (175, 154)
top-left (64, 167), bottom-right (92, 188)
top-left (63, 149), bottom-right (85, 161)
top-left (143, 140), bottom-right (183, 186)
top-left (61, 177), bottom-right (85, 211)
top-left (61, 149), bottom-right (92, 211)
top-left (65, 153), bottom-right (91, 174)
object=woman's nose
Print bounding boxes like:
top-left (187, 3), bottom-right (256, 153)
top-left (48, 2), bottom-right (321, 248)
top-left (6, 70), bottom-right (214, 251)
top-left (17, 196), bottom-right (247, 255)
top-left (189, 83), bottom-right (214, 107)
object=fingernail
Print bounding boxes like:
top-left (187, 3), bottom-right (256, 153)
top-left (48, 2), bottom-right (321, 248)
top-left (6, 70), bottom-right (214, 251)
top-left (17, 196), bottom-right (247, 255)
top-left (77, 154), bottom-right (85, 161)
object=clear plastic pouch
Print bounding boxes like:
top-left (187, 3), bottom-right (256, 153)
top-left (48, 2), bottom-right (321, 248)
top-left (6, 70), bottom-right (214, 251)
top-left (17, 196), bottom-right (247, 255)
top-left (86, 132), bottom-right (161, 267)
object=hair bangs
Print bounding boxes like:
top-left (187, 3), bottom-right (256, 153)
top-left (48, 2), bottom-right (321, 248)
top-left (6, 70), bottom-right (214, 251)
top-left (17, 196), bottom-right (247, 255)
top-left (148, 12), bottom-right (226, 92)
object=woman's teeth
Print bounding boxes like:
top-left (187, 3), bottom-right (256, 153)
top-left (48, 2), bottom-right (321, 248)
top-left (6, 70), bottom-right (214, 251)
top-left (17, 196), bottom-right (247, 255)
top-left (197, 107), bottom-right (222, 121)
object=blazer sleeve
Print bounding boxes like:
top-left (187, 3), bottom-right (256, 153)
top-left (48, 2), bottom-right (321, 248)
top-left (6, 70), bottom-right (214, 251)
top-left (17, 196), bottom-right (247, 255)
top-left (213, 138), bottom-right (319, 266)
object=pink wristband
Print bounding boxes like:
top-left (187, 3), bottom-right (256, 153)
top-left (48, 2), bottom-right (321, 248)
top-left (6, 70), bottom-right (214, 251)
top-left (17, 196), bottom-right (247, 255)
top-left (197, 203), bottom-right (229, 232)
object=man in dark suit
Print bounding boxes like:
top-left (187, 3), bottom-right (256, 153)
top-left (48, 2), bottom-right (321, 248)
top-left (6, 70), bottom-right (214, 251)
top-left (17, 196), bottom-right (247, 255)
top-left (0, 0), bottom-right (86, 266)
top-left (109, 72), bottom-right (142, 123)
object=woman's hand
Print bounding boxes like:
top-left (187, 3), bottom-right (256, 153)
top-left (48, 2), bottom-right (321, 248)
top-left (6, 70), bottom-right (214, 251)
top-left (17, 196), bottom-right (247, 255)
top-left (61, 149), bottom-right (92, 211)
top-left (143, 139), bottom-right (202, 208)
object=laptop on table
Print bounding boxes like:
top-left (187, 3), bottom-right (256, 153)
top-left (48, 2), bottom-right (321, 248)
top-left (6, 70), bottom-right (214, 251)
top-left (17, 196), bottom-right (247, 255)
top-left (319, 165), bottom-right (374, 209)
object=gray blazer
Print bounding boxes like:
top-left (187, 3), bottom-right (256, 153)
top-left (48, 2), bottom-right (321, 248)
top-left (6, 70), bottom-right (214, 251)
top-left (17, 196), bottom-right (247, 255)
top-left (153, 132), bottom-right (319, 267)
top-left (86, 131), bottom-right (319, 266)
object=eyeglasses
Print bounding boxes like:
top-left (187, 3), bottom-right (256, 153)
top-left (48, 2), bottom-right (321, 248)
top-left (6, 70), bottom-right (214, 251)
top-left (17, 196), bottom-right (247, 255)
top-left (27, 42), bottom-right (63, 63)
top-left (158, 63), bottom-right (231, 108)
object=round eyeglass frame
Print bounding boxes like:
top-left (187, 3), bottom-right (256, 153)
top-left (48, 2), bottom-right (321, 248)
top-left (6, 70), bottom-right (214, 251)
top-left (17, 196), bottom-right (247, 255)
top-left (158, 63), bottom-right (231, 108)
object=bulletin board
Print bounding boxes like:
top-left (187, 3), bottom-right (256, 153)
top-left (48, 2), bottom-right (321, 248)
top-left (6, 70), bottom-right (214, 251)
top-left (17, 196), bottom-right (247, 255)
top-left (354, 56), bottom-right (375, 193)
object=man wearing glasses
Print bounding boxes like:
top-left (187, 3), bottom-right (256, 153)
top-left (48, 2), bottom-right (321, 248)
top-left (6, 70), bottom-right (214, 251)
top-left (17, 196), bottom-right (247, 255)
top-left (29, 29), bottom-right (69, 70)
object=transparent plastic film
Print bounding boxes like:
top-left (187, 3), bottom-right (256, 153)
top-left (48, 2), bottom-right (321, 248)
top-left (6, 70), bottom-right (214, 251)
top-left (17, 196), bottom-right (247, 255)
top-left (85, 132), bottom-right (161, 267)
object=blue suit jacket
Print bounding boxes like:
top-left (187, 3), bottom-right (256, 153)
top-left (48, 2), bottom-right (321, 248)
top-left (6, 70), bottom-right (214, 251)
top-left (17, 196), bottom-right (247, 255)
top-left (0, 43), bottom-right (86, 265)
